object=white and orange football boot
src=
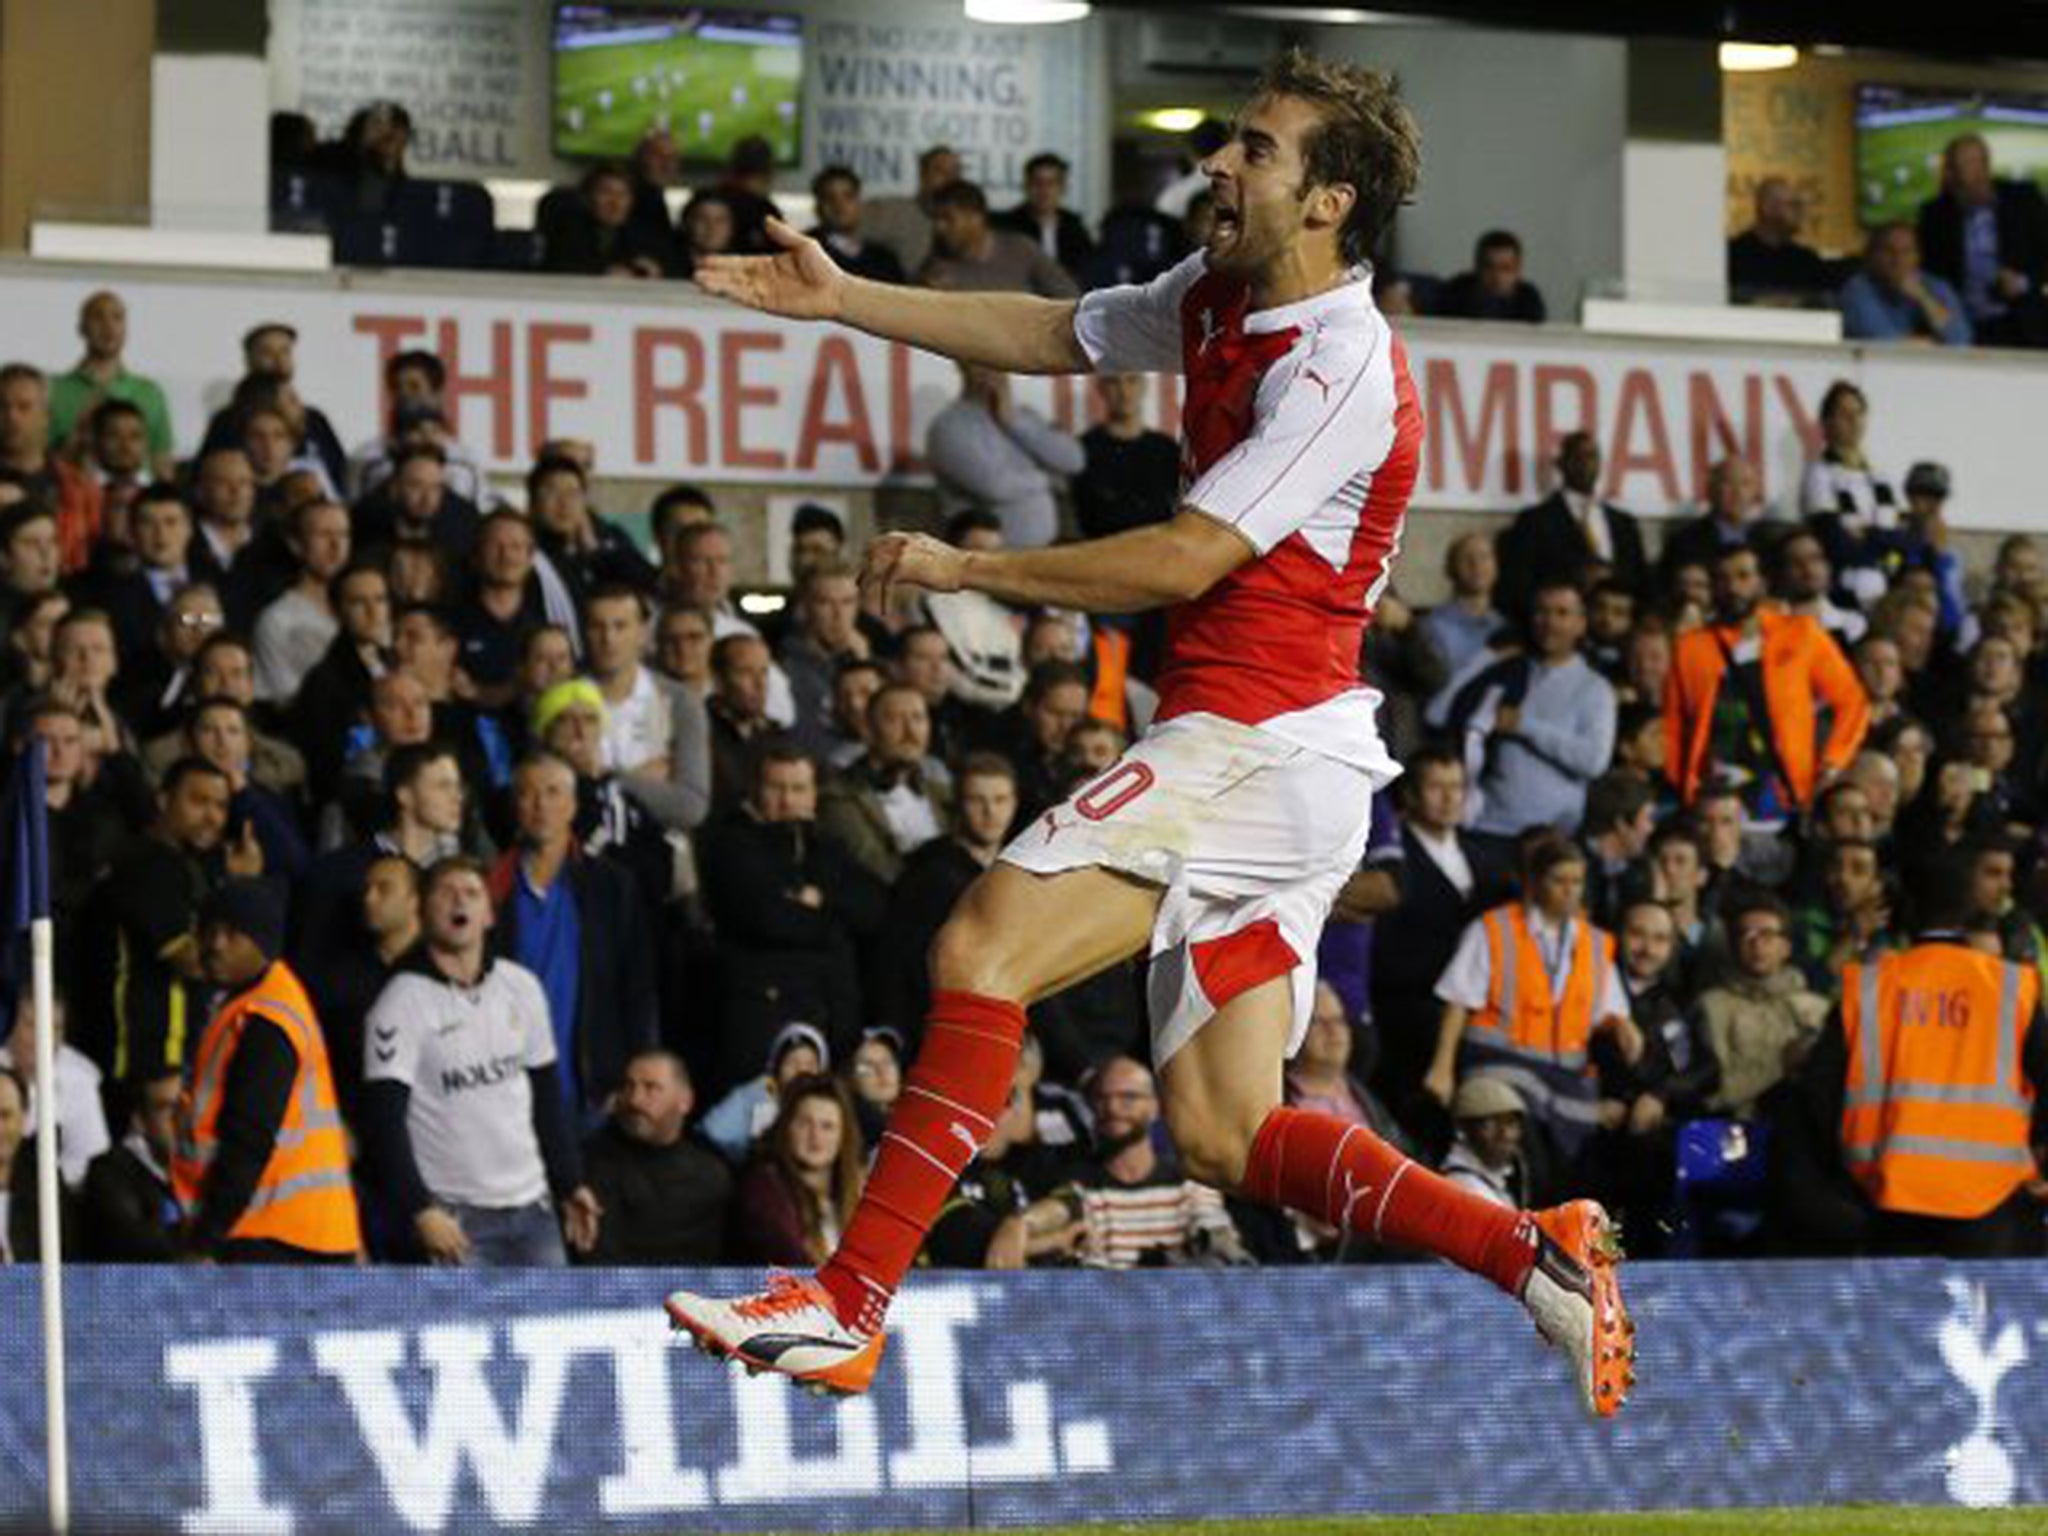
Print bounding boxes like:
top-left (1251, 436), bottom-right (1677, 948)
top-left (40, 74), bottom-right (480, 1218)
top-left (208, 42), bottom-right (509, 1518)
top-left (666, 1273), bottom-right (886, 1398)
top-left (1522, 1199), bottom-right (1636, 1418)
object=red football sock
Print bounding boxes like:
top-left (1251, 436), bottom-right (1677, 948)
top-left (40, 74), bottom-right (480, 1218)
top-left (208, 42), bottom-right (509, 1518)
top-left (817, 990), bottom-right (1026, 1334)
top-left (1241, 1105), bottom-right (1538, 1295)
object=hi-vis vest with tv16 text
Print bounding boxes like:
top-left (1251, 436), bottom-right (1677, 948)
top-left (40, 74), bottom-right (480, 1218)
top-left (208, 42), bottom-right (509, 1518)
top-left (1841, 944), bottom-right (2039, 1219)
top-left (172, 960), bottom-right (362, 1256)
top-left (1464, 904), bottom-right (1613, 1073)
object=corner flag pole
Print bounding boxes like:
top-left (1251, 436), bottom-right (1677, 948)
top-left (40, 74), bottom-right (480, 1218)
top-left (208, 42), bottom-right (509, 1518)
top-left (13, 739), bottom-right (68, 1534)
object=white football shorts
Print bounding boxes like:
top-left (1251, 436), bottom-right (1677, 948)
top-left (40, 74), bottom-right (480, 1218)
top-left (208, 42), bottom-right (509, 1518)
top-left (1000, 711), bottom-right (1378, 1066)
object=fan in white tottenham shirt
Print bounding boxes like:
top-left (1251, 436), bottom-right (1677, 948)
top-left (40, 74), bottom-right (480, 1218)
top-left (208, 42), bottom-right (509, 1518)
top-left (362, 859), bottom-right (563, 1218)
top-left (365, 957), bottom-right (557, 1211)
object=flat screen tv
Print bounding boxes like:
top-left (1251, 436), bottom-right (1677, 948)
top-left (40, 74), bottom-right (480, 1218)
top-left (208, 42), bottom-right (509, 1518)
top-left (553, 5), bottom-right (802, 165)
top-left (1855, 82), bottom-right (2048, 227)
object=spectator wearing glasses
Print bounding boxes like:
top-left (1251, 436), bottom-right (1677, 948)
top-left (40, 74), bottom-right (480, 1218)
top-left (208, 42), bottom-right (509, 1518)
top-left (1696, 895), bottom-right (1828, 1122)
top-left (528, 456), bottom-right (657, 604)
top-left (117, 583), bottom-right (227, 742)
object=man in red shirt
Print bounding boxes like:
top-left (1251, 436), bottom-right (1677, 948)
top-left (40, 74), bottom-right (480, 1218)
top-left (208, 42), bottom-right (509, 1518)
top-left (668, 49), bottom-right (1634, 1418)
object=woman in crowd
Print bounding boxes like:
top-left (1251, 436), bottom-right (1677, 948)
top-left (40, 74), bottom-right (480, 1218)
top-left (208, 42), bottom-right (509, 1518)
top-left (730, 1074), bottom-right (866, 1267)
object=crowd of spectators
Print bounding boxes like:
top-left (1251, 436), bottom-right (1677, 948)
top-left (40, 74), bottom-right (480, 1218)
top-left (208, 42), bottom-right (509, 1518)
top-left (1730, 133), bottom-right (2048, 348)
top-left (276, 95), bottom-right (2048, 356)
top-left (3, 108), bottom-right (2045, 1271)
top-left (268, 104), bottom-right (1566, 326)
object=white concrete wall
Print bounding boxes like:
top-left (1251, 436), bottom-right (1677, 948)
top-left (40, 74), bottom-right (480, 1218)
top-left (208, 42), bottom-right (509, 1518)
top-left (1621, 138), bottom-right (1725, 305)
top-left (152, 55), bottom-right (272, 231)
top-left (1311, 23), bottom-right (1628, 319)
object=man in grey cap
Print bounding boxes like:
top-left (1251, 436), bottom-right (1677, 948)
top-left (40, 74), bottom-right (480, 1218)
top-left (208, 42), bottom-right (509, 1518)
top-left (198, 321), bottom-right (348, 490)
top-left (1441, 1075), bottom-right (1530, 1210)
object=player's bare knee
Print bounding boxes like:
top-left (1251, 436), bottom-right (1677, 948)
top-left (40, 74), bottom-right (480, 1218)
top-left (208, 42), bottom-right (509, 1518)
top-left (1164, 1100), bottom-right (1260, 1190)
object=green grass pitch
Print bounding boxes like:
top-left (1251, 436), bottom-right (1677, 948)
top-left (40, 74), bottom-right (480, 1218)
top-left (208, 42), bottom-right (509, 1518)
top-left (555, 30), bottom-right (800, 164)
top-left (856, 1511), bottom-right (2043, 1536)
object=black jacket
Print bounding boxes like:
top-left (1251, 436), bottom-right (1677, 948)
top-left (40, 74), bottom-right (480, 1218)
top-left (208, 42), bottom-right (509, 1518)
top-left (81, 1138), bottom-right (179, 1261)
top-left (1917, 181), bottom-right (2048, 298)
top-left (579, 1120), bottom-right (732, 1265)
top-left (1432, 272), bottom-right (1546, 323)
top-left (695, 810), bottom-right (887, 1084)
top-left (539, 203), bottom-right (675, 277)
top-left (1495, 490), bottom-right (1649, 623)
top-left (1657, 512), bottom-right (1752, 587)
top-left (1369, 824), bottom-right (1516, 1098)
top-left (807, 227), bottom-right (907, 284)
top-left (991, 205), bottom-right (1095, 277)
top-left (872, 836), bottom-right (982, 1038)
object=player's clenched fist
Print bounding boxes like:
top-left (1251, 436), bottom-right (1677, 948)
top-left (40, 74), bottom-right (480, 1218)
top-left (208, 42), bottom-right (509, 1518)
top-left (860, 531), bottom-right (967, 615)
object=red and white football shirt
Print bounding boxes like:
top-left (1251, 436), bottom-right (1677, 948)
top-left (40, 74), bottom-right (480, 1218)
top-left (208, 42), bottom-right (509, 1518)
top-left (1073, 252), bottom-right (1422, 779)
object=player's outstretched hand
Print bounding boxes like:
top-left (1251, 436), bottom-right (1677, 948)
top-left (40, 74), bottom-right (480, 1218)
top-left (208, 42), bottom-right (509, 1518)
top-left (691, 217), bottom-right (847, 321)
top-left (860, 531), bottom-right (967, 617)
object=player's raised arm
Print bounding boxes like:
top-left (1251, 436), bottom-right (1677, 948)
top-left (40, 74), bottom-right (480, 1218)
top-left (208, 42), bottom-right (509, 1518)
top-left (693, 217), bottom-right (1090, 376)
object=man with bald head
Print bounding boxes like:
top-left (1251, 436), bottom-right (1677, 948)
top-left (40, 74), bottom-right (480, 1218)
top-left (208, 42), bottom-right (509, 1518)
top-left (580, 1051), bottom-right (733, 1265)
top-left (48, 291), bottom-right (173, 473)
top-left (1728, 175), bottom-right (1830, 304)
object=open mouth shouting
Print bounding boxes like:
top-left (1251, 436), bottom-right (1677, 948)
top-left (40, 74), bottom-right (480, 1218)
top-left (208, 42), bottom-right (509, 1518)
top-left (1210, 197), bottom-right (1243, 252)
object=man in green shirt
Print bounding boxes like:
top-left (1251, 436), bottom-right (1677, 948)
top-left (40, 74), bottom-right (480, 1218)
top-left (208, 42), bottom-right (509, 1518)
top-left (47, 291), bottom-right (174, 474)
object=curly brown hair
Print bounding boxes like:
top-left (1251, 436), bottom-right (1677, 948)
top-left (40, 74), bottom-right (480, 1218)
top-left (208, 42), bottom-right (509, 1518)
top-left (1255, 47), bottom-right (1422, 266)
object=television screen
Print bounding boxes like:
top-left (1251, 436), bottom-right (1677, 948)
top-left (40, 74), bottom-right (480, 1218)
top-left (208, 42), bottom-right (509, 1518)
top-left (553, 6), bottom-right (802, 165)
top-left (1855, 83), bottom-right (2048, 227)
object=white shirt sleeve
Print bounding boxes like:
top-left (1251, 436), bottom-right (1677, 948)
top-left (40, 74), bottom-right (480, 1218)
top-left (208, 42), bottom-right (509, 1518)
top-left (512, 966), bottom-right (558, 1071)
top-left (1183, 325), bottom-right (1396, 555)
top-left (1072, 253), bottom-right (1206, 375)
top-left (364, 978), bottom-right (423, 1088)
top-left (1434, 916), bottom-right (1495, 1010)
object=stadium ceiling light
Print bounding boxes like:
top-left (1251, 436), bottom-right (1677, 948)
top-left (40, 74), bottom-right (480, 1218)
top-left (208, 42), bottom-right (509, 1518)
top-left (964, 0), bottom-right (1093, 23)
top-left (1143, 108), bottom-right (1208, 133)
top-left (1718, 42), bottom-right (1800, 73)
